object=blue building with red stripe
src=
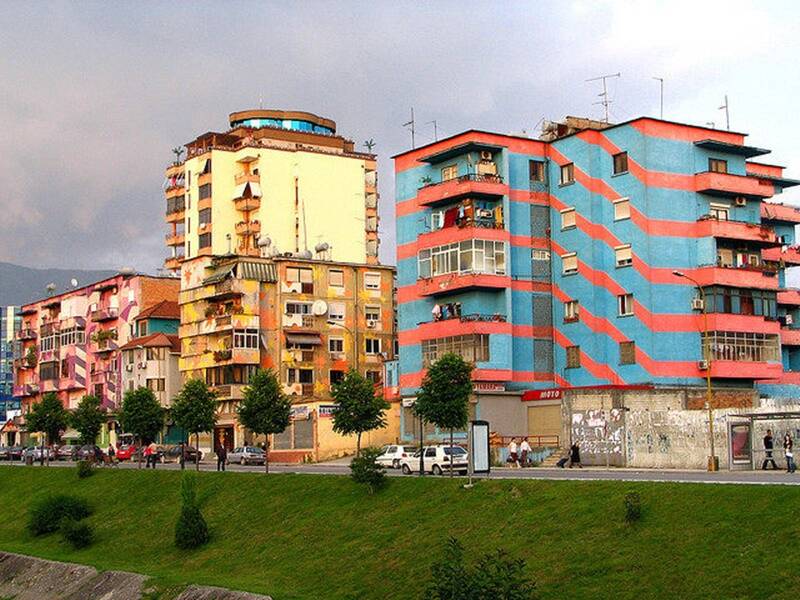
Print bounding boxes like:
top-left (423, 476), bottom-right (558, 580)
top-left (393, 116), bottom-right (800, 441)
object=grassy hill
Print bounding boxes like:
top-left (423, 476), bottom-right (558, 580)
top-left (0, 467), bottom-right (797, 599)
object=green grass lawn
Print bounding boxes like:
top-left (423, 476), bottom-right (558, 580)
top-left (0, 466), bottom-right (797, 599)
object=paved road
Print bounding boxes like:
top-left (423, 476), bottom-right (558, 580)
top-left (4, 459), bottom-right (799, 485)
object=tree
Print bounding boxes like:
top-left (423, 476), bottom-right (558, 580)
top-left (70, 395), bottom-right (106, 446)
top-left (237, 369), bottom-right (291, 473)
top-left (331, 369), bottom-right (389, 457)
top-left (415, 353), bottom-right (473, 477)
top-left (172, 379), bottom-right (217, 471)
top-left (25, 392), bottom-right (68, 465)
top-left (119, 387), bottom-right (165, 469)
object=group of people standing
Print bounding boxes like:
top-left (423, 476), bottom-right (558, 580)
top-left (506, 437), bottom-right (534, 468)
top-left (762, 429), bottom-right (796, 473)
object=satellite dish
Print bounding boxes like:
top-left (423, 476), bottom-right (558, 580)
top-left (311, 300), bottom-right (328, 316)
top-left (258, 236), bottom-right (272, 248)
top-left (300, 250), bottom-right (313, 259)
top-left (45, 283), bottom-right (56, 293)
top-left (70, 278), bottom-right (79, 288)
top-left (315, 242), bottom-right (329, 253)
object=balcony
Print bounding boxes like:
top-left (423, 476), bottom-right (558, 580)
top-left (693, 265), bottom-right (779, 290)
top-left (198, 196), bottom-right (212, 211)
top-left (210, 383), bottom-right (246, 400)
top-left (91, 307), bottom-right (119, 322)
top-left (695, 171), bottom-right (774, 199)
top-left (165, 184), bottom-right (185, 198)
top-left (417, 174), bottom-right (507, 207)
top-left (761, 202), bottom-right (800, 224)
top-left (206, 279), bottom-right (244, 301)
top-left (198, 172), bottom-right (212, 186)
top-left (763, 245), bottom-right (800, 265)
top-left (778, 290), bottom-right (800, 306)
top-left (165, 232), bottom-right (185, 246)
top-left (13, 383), bottom-right (40, 397)
top-left (165, 256), bottom-right (182, 270)
top-left (198, 222), bottom-right (212, 235)
top-left (165, 208), bottom-right (185, 224)
top-left (282, 313), bottom-right (316, 328)
top-left (234, 196), bottom-right (261, 212)
top-left (709, 360), bottom-right (782, 379)
top-left (698, 218), bottom-right (778, 245)
top-left (234, 172), bottom-right (259, 186)
top-left (781, 328), bottom-right (800, 346)
top-left (210, 347), bottom-right (259, 365)
top-left (418, 226), bottom-right (509, 253)
top-left (417, 272), bottom-right (511, 297)
top-left (235, 220), bottom-right (261, 236)
top-left (16, 328), bottom-right (37, 341)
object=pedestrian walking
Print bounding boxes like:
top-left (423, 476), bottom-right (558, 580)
top-left (107, 444), bottom-right (117, 467)
top-left (217, 444), bottom-right (227, 472)
top-left (762, 429), bottom-right (778, 470)
top-left (569, 441), bottom-right (582, 468)
top-left (519, 437), bottom-right (531, 467)
top-left (507, 438), bottom-right (520, 468)
top-left (143, 443), bottom-right (152, 468)
top-left (784, 433), bottom-right (796, 474)
top-left (149, 441), bottom-right (159, 468)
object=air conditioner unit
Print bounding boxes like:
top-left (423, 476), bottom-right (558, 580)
top-left (138, 361), bottom-right (147, 369)
top-left (786, 315), bottom-right (794, 325)
top-left (698, 360), bottom-right (709, 370)
top-left (366, 319), bottom-right (377, 329)
top-left (734, 197), bottom-right (747, 207)
top-left (691, 298), bottom-right (705, 311)
top-left (480, 151), bottom-right (493, 161)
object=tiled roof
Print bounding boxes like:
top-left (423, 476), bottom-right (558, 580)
top-left (119, 333), bottom-right (180, 353)
top-left (135, 300), bottom-right (180, 321)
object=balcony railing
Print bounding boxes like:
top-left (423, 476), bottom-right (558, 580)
top-left (420, 173), bottom-right (504, 190)
top-left (91, 307), bottom-right (119, 322)
top-left (417, 173), bottom-right (507, 207)
top-left (695, 171), bottom-right (774, 199)
top-left (16, 329), bottom-right (37, 341)
top-left (234, 196), bottom-right (261, 212)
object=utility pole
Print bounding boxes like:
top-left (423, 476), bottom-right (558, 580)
top-left (719, 95), bottom-right (730, 130)
top-left (403, 108), bottom-right (416, 149)
top-left (652, 77), bottom-right (664, 119)
top-left (427, 119), bottom-right (438, 141)
top-left (586, 72), bottom-right (620, 123)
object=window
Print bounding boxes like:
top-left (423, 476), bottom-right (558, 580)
top-left (613, 152), bottom-right (628, 175)
top-left (198, 208), bottom-right (212, 225)
top-left (365, 338), bottom-right (381, 355)
top-left (618, 293), bottom-right (634, 317)
top-left (564, 300), bottom-right (579, 322)
top-left (198, 233), bottom-right (211, 248)
top-left (441, 164), bottom-right (458, 181)
top-left (146, 347), bottom-right (164, 360)
top-left (59, 327), bottom-right (85, 346)
top-left (709, 158), bottom-right (728, 174)
top-left (287, 368), bottom-right (314, 384)
top-left (138, 321), bottom-right (148, 337)
top-left (125, 350), bottom-right (134, 365)
top-left (709, 203), bottom-right (730, 221)
top-left (329, 269), bottom-right (344, 288)
top-left (39, 361), bottom-right (59, 380)
top-left (329, 338), bottom-right (344, 354)
top-left (418, 240), bottom-right (507, 279)
top-left (421, 334), bottom-right (490, 366)
top-left (702, 331), bottom-right (780, 362)
top-left (94, 384), bottom-right (104, 398)
top-left (364, 272), bottom-right (381, 290)
top-left (561, 252), bottom-right (578, 275)
top-left (615, 244), bottom-right (633, 267)
top-left (285, 301), bottom-right (312, 315)
top-left (613, 198), bottom-right (631, 221)
top-left (560, 163), bottom-right (575, 185)
top-left (205, 365), bottom-right (257, 386)
top-left (365, 370), bottom-right (382, 385)
top-left (619, 341), bottom-right (636, 365)
top-left (146, 378), bottom-right (166, 392)
top-left (566, 346), bottom-right (581, 369)
top-left (233, 328), bottom-right (259, 349)
top-left (198, 183), bottom-right (212, 199)
top-left (430, 210), bottom-right (444, 231)
top-left (365, 305), bottom-right (381, 321)
top-left (286, 267), bottom-right (313, 293)
top-left (561, 208), bottom-right (576, 230)
top-left (328, 302), bottom-right (345, 321)
top-left (529, 160), bottom-right (546, 183)
top-left (703, 286), bottom-right (777, 319)
top-left (330, 370), bottom-right (345, 385)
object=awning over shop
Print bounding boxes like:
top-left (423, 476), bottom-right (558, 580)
top-left (285, 332), bottom-right (322, 346)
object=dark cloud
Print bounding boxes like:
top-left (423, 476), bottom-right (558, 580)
top-left (1, 1), bottom-right (799, 272)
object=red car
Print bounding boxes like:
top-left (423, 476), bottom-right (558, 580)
top-left (115, 444), bottom-right (138, 461)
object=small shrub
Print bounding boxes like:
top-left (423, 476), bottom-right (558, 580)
top-left (350, 447), bottom-right (387, 495)
top-left (60, 517), bottom-right (93, 549)
top-left (27, 495), bottom-right (92, 536)
top-left (174, 473), bottom-right (209, 550)
top-left (624, 491), bottom-right (642, 523)
top-left (76, 460), bottom-right (94, 479)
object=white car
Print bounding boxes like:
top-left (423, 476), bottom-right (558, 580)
top-left (400, 444), bottom-right (469, 475)
top-left (375, 445), bottom-right (418, 469)
top-left (227, 446), bottom-right (266, 466)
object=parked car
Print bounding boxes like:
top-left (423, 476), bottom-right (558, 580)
top-left (227, 446), bottom-right (266, 466)
top-left (115, 444), bottom-right (138, 461)
top-left (54, 445), bottom-right (79, 461)
top-left (400, 445), bottom-right (469, 475)
top-left (76, 445), bottom-right (103, 462)
top-left (22, 446), bottom-right (54, 462)
top-left (376, 445), bottom-right (418, 469)
top-left (5, 446), bottom-right (24, 461)
top-left (162, 445), bottom-right (203, 463)
top-left (0, 446), bottom-right (12, 460)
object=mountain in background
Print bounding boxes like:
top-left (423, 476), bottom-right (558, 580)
top-left (0, 262), bottom-right (117, 307)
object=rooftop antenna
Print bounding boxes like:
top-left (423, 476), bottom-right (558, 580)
top-left (45, 283), bottom-right (56, 297)
top-left (403, 107), bottom-right (416, 149)
top-left (171, 147), bottom-right (184, 164)
top-left (586, 72), bottom-right (620, 123)
top-left (719, 95), bottom-right (730, 130)
top-left (259, 94), bottom-right (263, 109)
top-left (426, 119), bottom-right (438, 141)
top-left (364, 139), bottom-right (376, 153)
top-left (652, 77), bottom-right (664, 119)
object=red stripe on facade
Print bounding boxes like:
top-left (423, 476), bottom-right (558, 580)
top-left (552, 330), bottom-right (619, 384)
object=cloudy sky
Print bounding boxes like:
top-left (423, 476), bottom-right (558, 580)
top-left (1, 0), bottom-right (799, 272)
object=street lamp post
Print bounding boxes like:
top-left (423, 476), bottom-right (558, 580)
top-left (673, 271), bottom-right (718, 471)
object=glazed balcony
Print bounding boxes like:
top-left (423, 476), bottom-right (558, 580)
top-left (780, 328), bottom-right (800, 346)
top-left (165, 232), bottom-right (185, 246)
top-left (235, 220), bottom-right (261, 236)
top-left (693, 265), bottom-right (779, 290)
top-left (417, 174), bottom-right (507, 207)
top-left (91, 307), bottom-right (119, 322)
top-left (234, 196), bottom-right (261, 212)
top-left (234, 172), bottom-right (259, 186)
top-left (16, 328), bottom-right (37, 341)
top-left (698, 217), bottom-right (778, 245)
top-left (417, 272), bottom-right (511, 297)
top-left (763, 245), bottom-right (800, 265)
top-left (695, 171), bottom-right (774, 199)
